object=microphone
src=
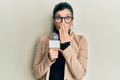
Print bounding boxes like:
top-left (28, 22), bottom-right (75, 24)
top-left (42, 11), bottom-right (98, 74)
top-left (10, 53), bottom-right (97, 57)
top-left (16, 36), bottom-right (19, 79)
top-left (49, 33), bottom-right (60, 48)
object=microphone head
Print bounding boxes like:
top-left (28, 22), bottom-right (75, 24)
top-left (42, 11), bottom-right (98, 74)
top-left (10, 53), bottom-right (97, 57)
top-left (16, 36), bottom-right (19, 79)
top-left (49, 32), bottom-right (60, 48)
top-left (51, 32), bottom-right (59, 40)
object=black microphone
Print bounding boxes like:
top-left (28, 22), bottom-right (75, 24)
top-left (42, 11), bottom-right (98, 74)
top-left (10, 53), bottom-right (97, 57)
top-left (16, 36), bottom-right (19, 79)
top-left (49, 33), bottom-right (60, 48)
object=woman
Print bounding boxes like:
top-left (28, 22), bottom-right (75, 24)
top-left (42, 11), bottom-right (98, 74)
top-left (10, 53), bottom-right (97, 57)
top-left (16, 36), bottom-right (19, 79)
top-left (33, 2), bottom-right (88, 80)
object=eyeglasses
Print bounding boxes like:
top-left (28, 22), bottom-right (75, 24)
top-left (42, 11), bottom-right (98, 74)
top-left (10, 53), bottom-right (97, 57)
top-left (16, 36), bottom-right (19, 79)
top-left (54, 16), bottom-right (74, 24)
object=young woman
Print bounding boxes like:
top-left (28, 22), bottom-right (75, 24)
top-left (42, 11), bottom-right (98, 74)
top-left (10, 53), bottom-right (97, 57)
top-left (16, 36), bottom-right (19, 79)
top-left (33, 2), bottom-right (88, 80)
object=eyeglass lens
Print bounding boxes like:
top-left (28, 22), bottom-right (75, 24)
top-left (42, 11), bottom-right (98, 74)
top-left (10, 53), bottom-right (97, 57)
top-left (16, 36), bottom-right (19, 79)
top-left (54, 16), bottom-right (73, 23)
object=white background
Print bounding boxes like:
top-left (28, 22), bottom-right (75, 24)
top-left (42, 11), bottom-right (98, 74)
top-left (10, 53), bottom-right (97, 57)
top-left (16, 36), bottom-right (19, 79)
top-left (0, 0), bottom-right (120, 80)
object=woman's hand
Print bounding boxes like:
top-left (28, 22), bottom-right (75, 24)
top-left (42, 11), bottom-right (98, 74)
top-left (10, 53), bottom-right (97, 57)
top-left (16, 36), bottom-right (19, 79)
top-left (48, 48), bottom-right (59, 62)
top-left (59, 24), bottom-right (74, 43)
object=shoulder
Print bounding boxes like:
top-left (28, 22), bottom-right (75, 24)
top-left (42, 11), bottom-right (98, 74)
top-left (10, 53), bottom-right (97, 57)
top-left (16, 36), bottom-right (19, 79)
top-left (74, 34), bottom-right (87, 44)
top-left (38, 34), bottom-right (50, 43)
top-left (74, 34), bottom-right (87, 41)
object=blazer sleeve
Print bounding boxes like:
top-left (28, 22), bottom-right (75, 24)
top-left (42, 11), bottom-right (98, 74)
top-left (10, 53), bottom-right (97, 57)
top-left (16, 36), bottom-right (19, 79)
top-left (61, 35), bottom-right (88, 80)
top-left (32, 37), bottom-right (53, 79)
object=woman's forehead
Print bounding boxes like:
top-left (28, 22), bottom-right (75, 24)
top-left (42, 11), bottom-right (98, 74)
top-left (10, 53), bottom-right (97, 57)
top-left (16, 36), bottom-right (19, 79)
top-left (55, 9), bottom-right (72, 16)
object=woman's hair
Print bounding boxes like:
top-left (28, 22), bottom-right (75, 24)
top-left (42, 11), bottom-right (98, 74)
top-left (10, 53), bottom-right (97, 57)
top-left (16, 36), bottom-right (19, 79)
top-left (52, 2), bottom-right (73, 32)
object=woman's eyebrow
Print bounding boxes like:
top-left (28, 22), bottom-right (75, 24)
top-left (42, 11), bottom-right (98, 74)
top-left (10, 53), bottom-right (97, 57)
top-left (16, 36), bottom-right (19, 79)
top-left (55, 14), bottom-right (72, 16)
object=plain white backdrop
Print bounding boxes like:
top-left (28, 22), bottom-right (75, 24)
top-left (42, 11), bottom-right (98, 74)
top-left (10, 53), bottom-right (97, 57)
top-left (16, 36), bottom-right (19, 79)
top-left (0, 0), bottom-right (120, 80)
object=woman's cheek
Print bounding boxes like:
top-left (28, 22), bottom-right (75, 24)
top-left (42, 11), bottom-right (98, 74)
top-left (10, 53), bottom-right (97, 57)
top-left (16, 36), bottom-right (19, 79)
top-left (55, 24), bottom-right (60, 30)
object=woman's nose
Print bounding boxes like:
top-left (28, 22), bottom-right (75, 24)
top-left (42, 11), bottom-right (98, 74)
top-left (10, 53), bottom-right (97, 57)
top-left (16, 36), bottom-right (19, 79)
top-left (61, 18), bottom-right (66, 24)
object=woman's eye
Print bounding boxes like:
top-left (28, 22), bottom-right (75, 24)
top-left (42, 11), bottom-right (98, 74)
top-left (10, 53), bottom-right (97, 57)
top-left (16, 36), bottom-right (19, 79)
top-left (55, 16), bottom-right (61, 19)
top-left (65, 17), bottom-right (71, 20)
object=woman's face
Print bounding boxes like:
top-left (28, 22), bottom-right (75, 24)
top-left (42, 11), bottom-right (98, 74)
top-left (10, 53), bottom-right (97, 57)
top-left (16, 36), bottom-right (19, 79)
top-left (54, 9), bottom-right (73, 32)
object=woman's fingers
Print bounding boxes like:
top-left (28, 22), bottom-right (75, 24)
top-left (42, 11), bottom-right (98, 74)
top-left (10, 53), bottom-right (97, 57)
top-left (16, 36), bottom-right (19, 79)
top-left (52, 52), bottom-right (58, 58)
top-left (49, 48), bottom-right (59, 60)
top-left (59, 24), bottom-right (74, 43)
top-left (62, 25), bottom-right (67, 42)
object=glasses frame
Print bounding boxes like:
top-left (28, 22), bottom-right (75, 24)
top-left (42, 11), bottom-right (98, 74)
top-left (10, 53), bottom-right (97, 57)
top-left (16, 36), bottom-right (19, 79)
top-left (54, 16), bottom-right (74, 24)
